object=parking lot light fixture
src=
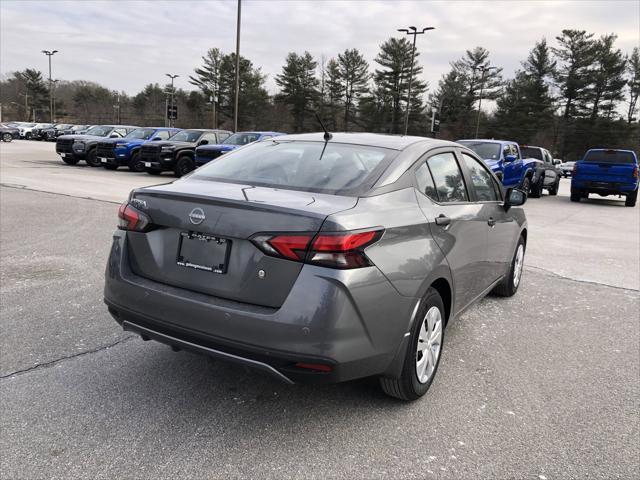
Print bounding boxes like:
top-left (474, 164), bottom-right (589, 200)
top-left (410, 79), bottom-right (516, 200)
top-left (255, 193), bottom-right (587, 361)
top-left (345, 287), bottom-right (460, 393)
top-left (475, 65), bottom-right (497, 138)
top-left (42, 49), bottom-right (58, 123)
top-left (397, 26), bottom-right (434, 136)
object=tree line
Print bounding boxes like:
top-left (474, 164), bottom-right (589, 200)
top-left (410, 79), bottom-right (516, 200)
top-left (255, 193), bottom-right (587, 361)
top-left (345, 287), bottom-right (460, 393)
top-left (1, 28), bottom-right (637, 160)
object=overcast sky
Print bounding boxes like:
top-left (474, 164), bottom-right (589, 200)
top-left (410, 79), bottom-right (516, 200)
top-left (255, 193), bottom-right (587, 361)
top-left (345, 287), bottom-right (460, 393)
top-left (1, 0), bottom-right (638, 96)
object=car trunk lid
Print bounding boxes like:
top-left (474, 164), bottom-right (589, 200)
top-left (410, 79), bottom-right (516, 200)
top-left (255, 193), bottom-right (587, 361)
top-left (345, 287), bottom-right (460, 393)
top-left (125, 179), bottom-right (357, 308)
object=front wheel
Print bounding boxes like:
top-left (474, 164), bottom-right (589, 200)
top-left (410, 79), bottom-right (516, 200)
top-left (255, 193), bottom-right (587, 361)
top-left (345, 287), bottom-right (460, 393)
top-left (25, 132), bottom-right (32, 140)
top-left (492, 236), bottom-right (526, 297)
top-left (2, 133), bottom-right (12, 142)
top-left (625, 189), bottom-right (638, 207)
top-left (379, 288), bottom-right (445, 401)
top-left (85, 149), bottom-right (101, 167)
top-left (174, 156), bottom-right (195, 177)
top-left (520, 176), bottom-right (532, 195)
top-left (128, 151), bottom-right (145, 172)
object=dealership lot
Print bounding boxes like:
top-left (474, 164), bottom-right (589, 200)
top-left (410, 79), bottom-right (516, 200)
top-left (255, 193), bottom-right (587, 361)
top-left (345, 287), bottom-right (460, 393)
top-left (1, 141), bottom-right (639, 478)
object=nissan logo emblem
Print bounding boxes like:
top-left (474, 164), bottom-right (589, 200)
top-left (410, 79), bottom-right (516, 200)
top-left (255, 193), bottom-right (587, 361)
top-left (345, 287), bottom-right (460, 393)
top-left (189, 208), bottom-right (206, 225)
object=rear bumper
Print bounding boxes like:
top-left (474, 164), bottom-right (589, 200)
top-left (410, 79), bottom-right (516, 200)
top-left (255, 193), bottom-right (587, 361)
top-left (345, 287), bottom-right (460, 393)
top-left (104, 231), bottom-right (416, 384)
top-left (572, 178), bottom-right (638, 194)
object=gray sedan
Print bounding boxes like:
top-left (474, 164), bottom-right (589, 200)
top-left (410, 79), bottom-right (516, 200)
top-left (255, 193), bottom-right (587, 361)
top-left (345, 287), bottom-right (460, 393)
top-left (104, 133), bottom-right (528, 400)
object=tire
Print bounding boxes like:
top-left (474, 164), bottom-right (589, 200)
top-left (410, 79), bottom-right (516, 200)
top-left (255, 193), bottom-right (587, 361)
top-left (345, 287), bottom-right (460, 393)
top-left (85, 149), bottom-right (101, 167)
top-left (520, 176), bottom-right (532, 195)
top-left (25, 132), bottom-right (32, 140)
top-left (145, 168), bottom-right (162, 176)
top-left (625, 189), bottom-right (638, 207)
top-left (174, 155), bottom-right (195, 177)
top-left (2, 133), bottom-right (12, 142)
top-left (379, 287), bottom-right (445, 401)
top-left (103, 164), bottom-right (118, 170)
top-left (128, 151), bottom-right (144, 172)
top-left (548, 178), bottom-right (559, 196)
top-left (570, 188), bottom-right (581, 202)
top-left (529, 175), bottom-right (543, 198)
top-left (62, 156), bottom-right (79, 165)
top-left (492, 236), bottom-right (526, 297)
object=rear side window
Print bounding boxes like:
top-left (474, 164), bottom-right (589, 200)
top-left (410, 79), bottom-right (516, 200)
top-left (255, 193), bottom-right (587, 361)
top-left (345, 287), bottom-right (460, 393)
top-left (191, 141), bottom-right (397, 196)
top-left (155, 130), bottom-right (172, 140)
top-left (583, 150), bottom-right (636, 164)
top-left (461, 153), bottom-right (499, 202)
top-left (426, 152), bottom-right (468, 203)
top-left (415, 162), bottom-right (438, 201)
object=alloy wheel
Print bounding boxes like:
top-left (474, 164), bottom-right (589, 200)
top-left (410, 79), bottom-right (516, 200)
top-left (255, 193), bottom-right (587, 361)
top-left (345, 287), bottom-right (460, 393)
top-left (513, 244), bottom-right (524, 287)
top-left (415, 306), bottom-right (443, 384)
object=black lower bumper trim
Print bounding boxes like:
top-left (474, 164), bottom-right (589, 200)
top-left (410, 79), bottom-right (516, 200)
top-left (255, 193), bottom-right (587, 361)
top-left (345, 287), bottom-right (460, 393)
top-left (122, 320), bottom-right (295, 384)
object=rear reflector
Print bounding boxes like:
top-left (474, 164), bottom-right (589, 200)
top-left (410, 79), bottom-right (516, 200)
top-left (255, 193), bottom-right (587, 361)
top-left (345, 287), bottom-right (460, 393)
top-left (251, 229), bottom-right (384, 269)
top-left (294, 362), bottom-right (333, 372)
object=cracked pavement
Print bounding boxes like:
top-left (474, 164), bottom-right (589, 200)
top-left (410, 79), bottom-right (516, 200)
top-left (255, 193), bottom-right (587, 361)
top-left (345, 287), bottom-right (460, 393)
top-left (1, 141), bottom-right (639, 479)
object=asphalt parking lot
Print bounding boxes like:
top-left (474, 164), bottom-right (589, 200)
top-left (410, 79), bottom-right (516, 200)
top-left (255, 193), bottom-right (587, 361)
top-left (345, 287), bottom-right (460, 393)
top-left (1, 140), bottom-right (639, 479)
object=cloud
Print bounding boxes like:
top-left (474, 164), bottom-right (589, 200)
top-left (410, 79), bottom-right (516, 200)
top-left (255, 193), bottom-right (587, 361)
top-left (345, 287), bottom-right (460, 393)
top-left (1, 0), bottom-right (638, 96)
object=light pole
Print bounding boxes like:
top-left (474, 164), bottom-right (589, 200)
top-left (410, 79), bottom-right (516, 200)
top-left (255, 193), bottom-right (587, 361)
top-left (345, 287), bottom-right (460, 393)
top-left (234, 0), bottom-right (242, 132)
top-left (398, 26), bottom-right (434, 136)
top-left (42, 50), bottom-right (58, 123)
top-left (475, 65), bottom-right (497, 138)
top-left (113, 91), bottom-right (121, 124)
top-left (52, 79), bottom-right (59, 121)
top-left (166, 73), bottom-right (179, 127)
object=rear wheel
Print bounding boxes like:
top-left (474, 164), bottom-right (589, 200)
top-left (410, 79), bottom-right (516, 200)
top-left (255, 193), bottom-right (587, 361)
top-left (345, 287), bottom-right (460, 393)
top-left (521, 176), bottom-right (532, 195)
top-left (492, 236), bottom-right (526, 297)
top-left (570, 188), bottom-right (581, 202)
top-left (625, 189), bottom-right (638, 207)
top-left (2, 133), bottom-right (12, 142)
top-left (128, 151), bottom-right (144, 172)
top-left (85, 149), bottom-right (101, 167)
top-left (25, 132), bottom-right (32, 140)
top-left (379, 288), bottom-right (445, 401)
top-left (174, 155), bottom-right (195, 177)
top-left (548, 178), bottom-right (559, 196)
top-left (529, 175), bottom-right (543, 198)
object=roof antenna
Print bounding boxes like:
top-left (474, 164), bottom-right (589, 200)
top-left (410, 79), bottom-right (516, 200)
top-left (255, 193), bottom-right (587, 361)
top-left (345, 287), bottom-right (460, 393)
top-left (315, 113), bottom-right (332, 141)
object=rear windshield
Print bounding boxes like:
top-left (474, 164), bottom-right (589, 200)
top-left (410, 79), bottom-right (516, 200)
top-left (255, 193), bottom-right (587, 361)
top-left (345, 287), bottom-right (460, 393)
top-left (190, 140), bottom-right (398, 195)
top-left (457, 141), bottom-right (500, 160)
top-left (520, 147), bottom-right (543, 160)
top-left (583, 150), bottom-right (636, 164)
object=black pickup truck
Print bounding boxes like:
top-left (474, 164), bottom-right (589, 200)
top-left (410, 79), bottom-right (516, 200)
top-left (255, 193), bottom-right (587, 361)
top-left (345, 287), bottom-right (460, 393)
top-left (56, 125), bottom-right (138, 166)
top-left (140, 129), bottom-right (231, 176)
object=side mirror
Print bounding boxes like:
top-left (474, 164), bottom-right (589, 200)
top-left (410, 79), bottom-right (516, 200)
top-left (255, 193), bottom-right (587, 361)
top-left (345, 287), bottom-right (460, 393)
top-left (152, 137), bottom-right (162, 141)
top-left (198, 139), bottom-right (209, 146)
top-left (504, 188), bottom-right (526, 209)
top-left (504, 154), bottom-right (517, 163)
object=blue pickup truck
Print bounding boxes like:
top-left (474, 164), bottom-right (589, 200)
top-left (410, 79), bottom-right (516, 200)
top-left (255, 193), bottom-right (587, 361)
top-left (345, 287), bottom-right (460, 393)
top-left (457, 139), bottom-right (546, 197)
top-left (570, 149), bottom-right (638, 207)
top-left (195, 131), bottom-right (285, 166)
top-left (97, 127), bottom-right (180, 171)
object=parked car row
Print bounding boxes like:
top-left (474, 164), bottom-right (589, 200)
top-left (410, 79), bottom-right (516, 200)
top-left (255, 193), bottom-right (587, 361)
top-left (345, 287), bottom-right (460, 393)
top-left (456, 139), bottom-right (562, 198)
top-left (54, 124), bottom-right (286, 176)
top-left (2, 121), bottom-right (91, 140)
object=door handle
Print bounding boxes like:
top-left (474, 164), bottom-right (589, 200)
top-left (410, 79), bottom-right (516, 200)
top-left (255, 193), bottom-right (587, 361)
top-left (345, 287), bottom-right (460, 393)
top-left (488, 217), bottom-right (496, 227)
top-left (435, 214), bottom-right (451, 227)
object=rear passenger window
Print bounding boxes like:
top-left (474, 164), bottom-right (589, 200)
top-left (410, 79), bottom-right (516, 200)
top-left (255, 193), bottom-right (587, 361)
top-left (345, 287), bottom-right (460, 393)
top-left (415, 162), bottom-right (438, 201)
top-left (462, 153), bottom-right (499, 201)
top-left (156, 130), bottom-right (171, 140)
top-left (427, 152), bottom-right (468, 203)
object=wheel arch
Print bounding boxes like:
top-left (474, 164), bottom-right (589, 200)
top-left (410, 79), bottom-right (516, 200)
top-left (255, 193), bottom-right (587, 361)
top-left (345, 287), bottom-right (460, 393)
top-left (430, 277), bottom-right (452, 326)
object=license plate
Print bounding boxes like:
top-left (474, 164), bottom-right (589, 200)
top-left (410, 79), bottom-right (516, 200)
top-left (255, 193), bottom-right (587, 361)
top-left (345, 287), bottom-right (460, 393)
top-left (176, 232), bottom-right (230, 274)
top-left (100, 157), bottom-right (107, 163)
top-left (144, 162), bottom-right (151, 167)
top-left (60, 153), bottom-right (66, 157)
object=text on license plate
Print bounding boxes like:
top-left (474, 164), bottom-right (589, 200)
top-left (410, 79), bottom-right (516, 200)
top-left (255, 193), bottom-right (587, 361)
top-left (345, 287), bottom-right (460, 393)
top-left (176, 232), bottom-right (230, 274)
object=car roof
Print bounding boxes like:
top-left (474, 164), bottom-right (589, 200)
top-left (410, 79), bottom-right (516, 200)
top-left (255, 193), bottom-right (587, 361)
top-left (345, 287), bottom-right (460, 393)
top-left (457, 139), bottom-right (516, 145)
top-left (233, 131), bottom-right (285, 136)
top-left (586, 148), bottom-right (636, 153)
top-left (274, 132), bottom-right (455, 151)
top-left (99, 125), bottom-right (139, 128)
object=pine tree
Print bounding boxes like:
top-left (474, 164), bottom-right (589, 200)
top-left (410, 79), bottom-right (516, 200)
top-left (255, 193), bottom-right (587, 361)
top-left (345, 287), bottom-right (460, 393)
top-left (324, 58), bottom-right (343, 130)
top-left (275, 52), bottom-right (319, 132)
top-left (337, 48), bottom-right (370, 131)
top-left (587, 34), bottom-right (627, 120)
top-left (15, 69), bottom-right (48, 121)
top-left (626, 47), bottom-right (640, 123)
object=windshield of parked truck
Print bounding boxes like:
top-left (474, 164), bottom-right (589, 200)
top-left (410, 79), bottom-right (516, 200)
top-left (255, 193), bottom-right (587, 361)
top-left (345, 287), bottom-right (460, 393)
top-left (222, 133), bottom-right (261, 146)
top-left (125, 128), bottom-right (156, 140)
top-left (84, 126), bottom-right (113, 136)
top-left (167, 130), bottom-right (203, 142)
top-left (520, 147), bottom-right (543, 160)
top-left (583, 150), bottom-right (636, 164)
top-left (458, 141), bottom-right (501, 160)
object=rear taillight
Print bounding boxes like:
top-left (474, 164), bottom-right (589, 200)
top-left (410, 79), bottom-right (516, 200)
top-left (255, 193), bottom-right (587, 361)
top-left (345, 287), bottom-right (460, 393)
top-left (117, 202), bottom-right (152, 232)
top-left (251, 229), bottom-right (384, 269)
top-left (633, 166), bottom-right (638, 179)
